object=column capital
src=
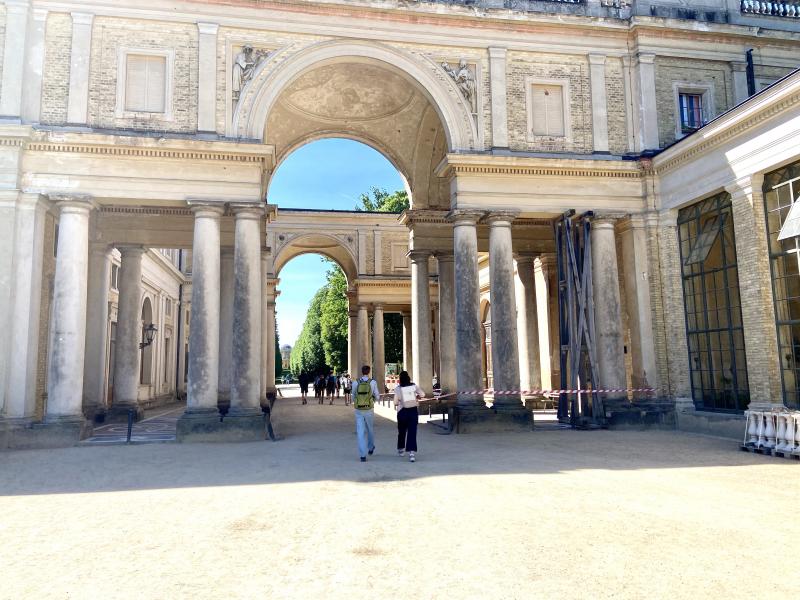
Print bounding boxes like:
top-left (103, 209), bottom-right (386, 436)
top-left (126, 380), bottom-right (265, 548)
top-left (636, 52), bottom-right (656, 65)
top-left (514, 252), bottom-right (538, 266)
top-left (230, 203), bottom-right (266, 220)
top-left (408, 249), bottom-right (432, 263)
top-left (187, 200), bottom-right (225, 217)
top-left (89, 241), bottom-right (114, 256)
top-left (348, 310), bottom-right (359, 318)
top-left (483, 210), bottom-right (519, 226)
top-left (197, 22), bottom-right (219, 35)
top-left (588, 53), bottom-right (607, 65)
top-left (116, 245), bottom-right (146, 257)
top-left (435, 250), bottom-right (455, 262)
top-left (49, 193), bottom-right (95, 213)
top-left (488, 46), bottom-right (507, 59)
top-left (373, 303), bottom-right (385, 311)
top-left (70, 11), bottom-right (94, 25)
top-left (447, 209), bottom-right (485, 225)
top-left (592, 215), bottom-right (618, 229)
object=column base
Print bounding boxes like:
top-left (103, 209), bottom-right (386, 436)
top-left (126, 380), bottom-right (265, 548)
top-left (176, 409), bottom-right (265, 443)
top-left (453, 405), bottom-right (533, 433)
top-left (1, 416), bottom-right (93, 450)
top-left (105, 403), bottom-right (145, 423)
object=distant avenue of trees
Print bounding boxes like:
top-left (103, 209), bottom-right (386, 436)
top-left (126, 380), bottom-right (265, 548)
top-left (287, 188), bottom-right (408, 376)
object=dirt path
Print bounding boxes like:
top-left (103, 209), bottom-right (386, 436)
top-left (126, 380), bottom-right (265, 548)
top-left (1, 397), bottom-right (798, 599)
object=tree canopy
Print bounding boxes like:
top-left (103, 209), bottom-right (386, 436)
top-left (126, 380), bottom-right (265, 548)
top-left (356, 187), bottom-right (410, 213)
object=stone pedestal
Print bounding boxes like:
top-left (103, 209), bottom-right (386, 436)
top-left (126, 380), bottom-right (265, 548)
top-left (453, 406), bottom-right (533, 434)
top-left (3, 416), bottom-right (93, 450)
top-left (176, 411), bottom-right (265, 443)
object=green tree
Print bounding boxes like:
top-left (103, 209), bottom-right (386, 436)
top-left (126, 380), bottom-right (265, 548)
top-left (356, 187), bottom-right (410, 213)
top-left (289, 287), bottom-right (327, 375)
top-left (384, 313), bottom-right (403, 365)
top-left (320, 266), bottom-right (348, 372)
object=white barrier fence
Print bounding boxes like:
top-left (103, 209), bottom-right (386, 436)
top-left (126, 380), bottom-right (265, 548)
top-left (743, 410), bottom-right (800, 458)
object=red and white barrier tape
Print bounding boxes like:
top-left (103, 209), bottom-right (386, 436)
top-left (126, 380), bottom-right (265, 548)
top-left (379, 387), bottom-right (655, 400)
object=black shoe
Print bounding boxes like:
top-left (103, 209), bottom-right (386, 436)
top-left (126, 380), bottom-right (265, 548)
top-left (360, 457), bottom-right (367, 462)
top-left (368, 447), bottom-right (375, 455)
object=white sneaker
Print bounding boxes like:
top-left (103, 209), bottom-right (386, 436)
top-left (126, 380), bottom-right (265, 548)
top-left (397, 449), bottom-right (405, 457)
top-left (409, 452), bottom-right (415, 463)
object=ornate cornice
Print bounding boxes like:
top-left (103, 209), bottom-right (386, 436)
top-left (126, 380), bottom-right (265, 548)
top-left (436, 154), bottom-right (643, 179)
top-left (26, 141), bottom-right (271, 164)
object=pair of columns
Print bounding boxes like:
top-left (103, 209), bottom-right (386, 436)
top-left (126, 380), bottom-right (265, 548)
top-left (186, 203), bottom-right (266, 417)
top-left (349, 303), bottom-right (386, 392)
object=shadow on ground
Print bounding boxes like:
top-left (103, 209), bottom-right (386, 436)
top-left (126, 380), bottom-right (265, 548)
top-left (0, 394), bottom-right (788, 497)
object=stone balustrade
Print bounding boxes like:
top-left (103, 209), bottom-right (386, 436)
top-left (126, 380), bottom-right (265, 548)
top-left (741, 1), bottom-right (800, 17)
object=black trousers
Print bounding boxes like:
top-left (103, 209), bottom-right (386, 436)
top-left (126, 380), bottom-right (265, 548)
top-left (397, 407), bottom-right (418, 452)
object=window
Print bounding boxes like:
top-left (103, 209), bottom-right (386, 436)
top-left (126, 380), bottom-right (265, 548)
top-left (764, 159), bottom-right (800, 409)
top-left (526, 77), bottom-right (570, 142)
top-left (531, 84), bottom-right (565, 137)
top-left (110, 265), bottom-right (119, 290)
top-left (679, 93), bottom-right (704, 132)
top-left (125, 54), bottom-right (166, 113)
top-left (115, 48), bottom-right (174, 119)
top-left (165, 298), bottom-right (172, 315)
top-left (678, 192), bottom-right (749, 412)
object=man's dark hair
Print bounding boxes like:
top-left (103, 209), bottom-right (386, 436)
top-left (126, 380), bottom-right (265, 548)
top-left (361, 365), bottom-right (371, 375)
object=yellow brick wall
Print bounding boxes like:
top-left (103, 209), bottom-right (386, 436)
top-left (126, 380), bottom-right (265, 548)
top-left (41, 13), bottom-right (72, 125)
top-left (605, 57), bottom-right (628, 155)
top-left (87, 16), bottom-right (198, 133)
top-left (507, 51), bottom-right (593, 154)
top-left (655, 57), bottom-right (733, 149)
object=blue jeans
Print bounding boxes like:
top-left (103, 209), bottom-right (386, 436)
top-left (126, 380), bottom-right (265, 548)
top-left (354, 409), bottom-right (375, 458)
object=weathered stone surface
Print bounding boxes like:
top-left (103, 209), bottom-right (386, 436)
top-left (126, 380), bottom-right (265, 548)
top-left (2, 417), bottom-right (93, 450)
top-left (453, 405), bottom-right (533, 433)
top-left (176, 411), bottom-right (266, 443)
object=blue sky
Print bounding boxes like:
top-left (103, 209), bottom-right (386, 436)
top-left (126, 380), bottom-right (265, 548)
top-left (271, 138), bottom-right (405, 347)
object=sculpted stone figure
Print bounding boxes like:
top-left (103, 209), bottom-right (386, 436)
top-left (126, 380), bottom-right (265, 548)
top-left (232, 46), bottom-right (271, 101)
top-left (442, 59), bottom-right (476, 111)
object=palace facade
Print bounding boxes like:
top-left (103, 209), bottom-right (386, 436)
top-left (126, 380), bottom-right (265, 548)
top-left (1, 0), bottom-right (799, 445)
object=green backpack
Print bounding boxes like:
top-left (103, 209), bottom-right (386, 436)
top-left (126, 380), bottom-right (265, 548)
top-left (354, 379), bottom-right (374, 410)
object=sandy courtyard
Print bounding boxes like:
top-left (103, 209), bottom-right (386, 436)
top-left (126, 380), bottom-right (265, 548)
top-left (1, 395), bottom-right (799, 600)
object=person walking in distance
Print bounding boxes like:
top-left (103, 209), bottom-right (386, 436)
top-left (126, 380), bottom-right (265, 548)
top-left (394, 370), bottom-right (424, 462)
top-left (298, 371), bottom-right (309, 405)
top-left (353, 365), bottom-right (380, 462)
top-left (342, 373), bottom-right (352, 406)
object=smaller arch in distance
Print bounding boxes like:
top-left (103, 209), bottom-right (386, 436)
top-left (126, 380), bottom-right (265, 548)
top-left (272, 233), bottom-right (358, 286)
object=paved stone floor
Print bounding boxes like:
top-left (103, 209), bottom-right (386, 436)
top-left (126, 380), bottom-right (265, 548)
top-left (84, 405), bottom-right (183, 444)
top-left (1, 395), bottom-right (798, 600)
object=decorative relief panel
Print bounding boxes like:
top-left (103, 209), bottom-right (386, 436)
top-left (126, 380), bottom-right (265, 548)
top-left (231, 44), bottom-right (272, 106)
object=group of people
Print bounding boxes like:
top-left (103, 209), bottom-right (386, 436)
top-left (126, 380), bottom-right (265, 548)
top-left (351, 365), bottom-right (424, 463)
top-left (297, 372), bottom-right (353, 405)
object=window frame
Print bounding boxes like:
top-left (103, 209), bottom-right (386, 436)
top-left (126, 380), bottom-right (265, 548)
top-left (672, 82), bottom-right (714, 140)
top-left (525, 76), bottom-right (572, 143)
top-left (115, 47), bottom-right (175, 121)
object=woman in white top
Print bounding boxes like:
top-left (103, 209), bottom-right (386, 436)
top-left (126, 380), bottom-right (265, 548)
top-left (393, 370), bottom-right (424, 462)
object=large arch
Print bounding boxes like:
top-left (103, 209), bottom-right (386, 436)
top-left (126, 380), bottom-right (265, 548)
top-left (233, 39), bottom-right (478, 152)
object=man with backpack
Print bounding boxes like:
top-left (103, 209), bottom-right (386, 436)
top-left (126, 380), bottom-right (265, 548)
top-left (353, 365), bottom-right (380, 462)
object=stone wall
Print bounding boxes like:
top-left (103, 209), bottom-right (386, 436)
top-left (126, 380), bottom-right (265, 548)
top-left (507, 51), bottom-right (593, 154)
top-left (655, 57), bottom-right (734, 148)
top-left (41, 13), bottom-right (72, 125)
top-left (86, 16), bottom-right (199, 133)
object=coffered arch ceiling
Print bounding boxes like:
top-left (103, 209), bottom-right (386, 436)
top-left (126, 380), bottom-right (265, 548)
top-left (265, 61), bottom-right (450, 209)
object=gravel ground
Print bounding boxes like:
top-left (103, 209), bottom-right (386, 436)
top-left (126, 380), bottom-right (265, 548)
top-left (1, 395), bottom-right (798, 600)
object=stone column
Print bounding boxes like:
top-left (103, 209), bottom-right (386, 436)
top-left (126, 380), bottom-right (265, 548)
top-left (265, 297), bottom-right (276, 397)
top-left (20, 8), bottom-right (47, 122)
top-left (185, 204), bottom-right (223, 414)
top-left (732, 62), bottom-right (749, 105)
top-left (357, 304), bottom-right (370, 371)
top-left (348, 309), bottom-right (358, 376)
top-left (488, 47), bottom-right (509, 148)
top-left (66, 12), bottom-right (94, 125)
top-left (431, 303), bottom-right (440, 379)
top-left (486, 212), bottom-right (522, 405)
top-left (450, 210), bottom-right (485, 406)
top-left (540, 255), bottom-right (561, 389)
top-left (373, 304), bottom-right (385, 393)
top-left (82, 243), bottom-right (113, 421)
top-left (410, 251), bottom-right (433, 394)
top-left (110, 246), bottom-right (145, 421)
top-left (515, 253), bottom-right (541, 393)
top-left (230, 205), bottom-right (264, 414)
top-left (0, 0), bottom-right (30, 118)
top-left (437, 252), bottom-right (457, 395)
top-left (618, 216), bottom-right (658, 391)
top-left (197, 22), bottom-right (218, 132)
top-left (591, 217), bottom-right (627, 399)
top-left (4, 193), bottom-right (47, 420)
top-left (402, 312), bottom-right (412, 375)
top-left (635, 53), bottom-right (659, 151)
top-left (727, 177), bottom-right (783, 410)
top-left (218, 248), bottom-right (234, 408)
top-left (45, 195), bottom-right (93, 434)
top-left (534, 257), bottom-right (553, 389)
